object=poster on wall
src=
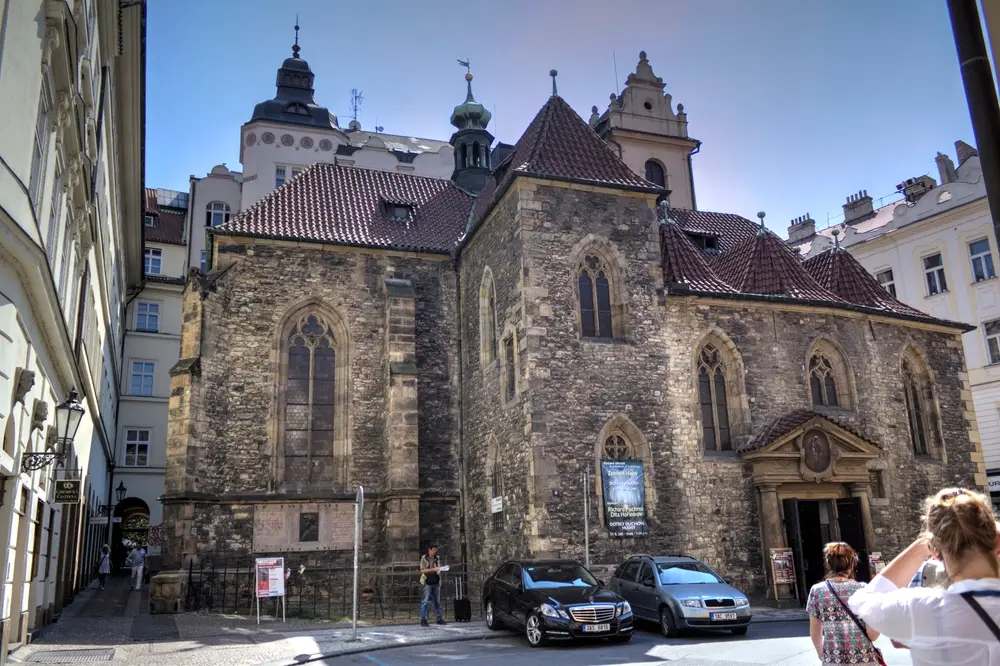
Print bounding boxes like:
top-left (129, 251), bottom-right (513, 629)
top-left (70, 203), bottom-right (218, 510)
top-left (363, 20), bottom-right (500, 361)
top-left (600, 460), bottom-right (648, 536)
top-left (769, 548), bottom-right (796, 584)
top-left (255, 557), bottom-right (286, 598)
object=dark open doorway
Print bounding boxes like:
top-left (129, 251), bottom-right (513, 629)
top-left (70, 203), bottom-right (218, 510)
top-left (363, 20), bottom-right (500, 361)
top-left (837, 497), bottom-right (871, 582)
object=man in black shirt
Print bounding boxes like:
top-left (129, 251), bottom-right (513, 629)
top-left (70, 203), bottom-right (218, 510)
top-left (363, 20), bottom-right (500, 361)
top-left (419, 543), bottom-right (446, 626)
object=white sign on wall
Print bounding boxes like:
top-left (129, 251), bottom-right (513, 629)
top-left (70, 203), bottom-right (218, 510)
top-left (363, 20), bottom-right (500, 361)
top-left (988, 475), bottom-right (1000, 494)
top-left (490, 497), bottom-right (503, 514)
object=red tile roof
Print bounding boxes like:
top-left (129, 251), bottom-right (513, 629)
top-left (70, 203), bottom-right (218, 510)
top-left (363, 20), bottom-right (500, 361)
top-left (219, 163), bottom-right (473, 253)
top-left (715, 230), bottom-right (844, 301)
top-left (660, 220), bottom-right (737, 293)
top-left (145, 208), bottom-right (186, 245)
top-left (803, 249), bottom-right (930, 319)
top-left (498, 95), bottom-right (662, 191)
top-left (738, 409), bottom-right (872, 453)
top-left (666, 208), bottom-right (761, 254)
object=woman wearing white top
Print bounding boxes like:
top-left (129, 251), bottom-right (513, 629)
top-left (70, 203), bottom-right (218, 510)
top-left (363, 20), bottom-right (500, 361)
top-left (848, 487), bottom-right (1000, 665)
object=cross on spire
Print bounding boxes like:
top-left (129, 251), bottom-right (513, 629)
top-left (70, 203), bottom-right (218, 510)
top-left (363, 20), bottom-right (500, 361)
top-left (292, 17), bottom-right (300, 58)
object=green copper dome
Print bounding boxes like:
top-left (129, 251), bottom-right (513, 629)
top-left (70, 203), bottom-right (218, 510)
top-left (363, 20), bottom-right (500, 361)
top-left (450, 73), bottom-right (491, 131)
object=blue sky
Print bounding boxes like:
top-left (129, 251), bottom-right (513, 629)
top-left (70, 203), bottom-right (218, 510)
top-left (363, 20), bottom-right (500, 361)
top-left (146, 0), bottom-right (975, 236)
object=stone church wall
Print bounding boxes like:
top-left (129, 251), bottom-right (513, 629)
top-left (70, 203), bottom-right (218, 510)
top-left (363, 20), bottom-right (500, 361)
top-left (165, 241), bottom-right (462, 566)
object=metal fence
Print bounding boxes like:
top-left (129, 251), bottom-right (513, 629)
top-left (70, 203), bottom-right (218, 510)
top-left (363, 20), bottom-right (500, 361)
top-left (183, 558), bottom-right (490, 622)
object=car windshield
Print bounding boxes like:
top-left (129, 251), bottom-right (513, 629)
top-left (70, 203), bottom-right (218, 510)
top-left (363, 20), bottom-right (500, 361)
top-left (656, 562), bottom-right (722, 585)
top-left (523, 564), bottom-right (599, 589)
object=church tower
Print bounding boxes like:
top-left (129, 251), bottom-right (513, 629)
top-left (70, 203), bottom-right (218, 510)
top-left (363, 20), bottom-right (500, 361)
top-left (592, 51), bottom-right (700, 209)
top-left (449, 68), bottom-right (493, 194)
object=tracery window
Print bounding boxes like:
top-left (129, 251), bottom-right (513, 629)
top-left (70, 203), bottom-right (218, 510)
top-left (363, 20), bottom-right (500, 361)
top-left (579, 255), bottom-right (613, 339)
top-left (698, 344), bottom-right (731, 451)
top-left (284, 313), bottom-right (337, 484)
top-left (602, 433), bottom-right (635, 460)
top-left (809, 354), bottom-right (840, 407)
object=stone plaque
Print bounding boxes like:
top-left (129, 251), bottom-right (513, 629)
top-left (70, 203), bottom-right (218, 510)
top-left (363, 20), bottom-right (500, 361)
top-left (253, 502), bottom-right (355, 553)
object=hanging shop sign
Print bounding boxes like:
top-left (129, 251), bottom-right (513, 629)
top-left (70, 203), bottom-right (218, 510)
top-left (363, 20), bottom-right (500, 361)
top-left (600, 460), bottom-right (648, 536)
top-left (54, 479), bottom-right (81, 504)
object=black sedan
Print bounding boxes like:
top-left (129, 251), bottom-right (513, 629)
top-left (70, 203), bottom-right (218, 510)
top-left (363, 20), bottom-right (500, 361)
top-left (482, 559), bottom-right (633, 647)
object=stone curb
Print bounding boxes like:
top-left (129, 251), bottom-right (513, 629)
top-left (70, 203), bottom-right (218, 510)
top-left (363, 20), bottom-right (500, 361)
top-left (256, 630), bottom-right (506, 665)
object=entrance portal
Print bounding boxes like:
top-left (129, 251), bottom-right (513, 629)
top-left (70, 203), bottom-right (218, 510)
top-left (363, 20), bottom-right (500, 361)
top-left (783, 497), bottom-right (871, 605)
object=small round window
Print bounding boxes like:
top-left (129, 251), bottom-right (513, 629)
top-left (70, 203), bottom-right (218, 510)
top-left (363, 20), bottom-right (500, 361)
top-left (261, 132), bottom-right (275, 145)
top-left (644, 100), bottom-right (653, 111)
top-left (281, 134), bottom-right (294, 147)
top-left (319, 139), bottom-right (333, 152)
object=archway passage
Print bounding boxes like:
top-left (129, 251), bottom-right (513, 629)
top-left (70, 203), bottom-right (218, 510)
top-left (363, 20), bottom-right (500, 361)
top-left (113, 497), bottom-right (150, 570)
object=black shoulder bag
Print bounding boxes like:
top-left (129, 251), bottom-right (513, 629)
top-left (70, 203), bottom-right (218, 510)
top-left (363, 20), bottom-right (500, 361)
top-left (960, 590), bottom-right (1000, 641)
top-left (825, 580), bottom-right (887, 666)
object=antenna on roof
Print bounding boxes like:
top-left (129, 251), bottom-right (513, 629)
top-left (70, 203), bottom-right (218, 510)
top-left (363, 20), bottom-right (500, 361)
top-left (350, 88), bottom-right (364, 123)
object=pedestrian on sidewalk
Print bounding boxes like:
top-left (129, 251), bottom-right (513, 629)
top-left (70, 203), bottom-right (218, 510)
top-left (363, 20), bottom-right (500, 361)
top-left (849, 487), bottom-right (1000, 665)
top-left (127, 543), bottom-right (146, 591)
top-left (419, 543), bottom-right (446, 627)
top-left (806, 542), bottom-right (882, 665)
top-left (96, 545), bottom-right (110, 590)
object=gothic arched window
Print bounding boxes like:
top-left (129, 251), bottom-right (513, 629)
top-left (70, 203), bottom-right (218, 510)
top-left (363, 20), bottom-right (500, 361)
top-left (480, 270), bottom-right (498, 365)
top-left (901, 352), bottom-right (939, 459)
top-left (809, 354), bottom-right (839, 407)
top-left (283, 312), bottom-right (337, 485)
top-left (645, 160), bottom-right (666, 188)
top-left (698, 344), bottom-right (731, 451)
top-left (579, 255), bottom-right (613, 339)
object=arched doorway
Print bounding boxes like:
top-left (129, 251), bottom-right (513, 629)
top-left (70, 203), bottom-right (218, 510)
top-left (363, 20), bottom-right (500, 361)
top-left (112, 497), bottom-right (149, 571)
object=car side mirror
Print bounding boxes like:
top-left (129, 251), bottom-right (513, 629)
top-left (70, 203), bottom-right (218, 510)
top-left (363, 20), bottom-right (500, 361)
top-left (641, 577), bottom-right (655, 587)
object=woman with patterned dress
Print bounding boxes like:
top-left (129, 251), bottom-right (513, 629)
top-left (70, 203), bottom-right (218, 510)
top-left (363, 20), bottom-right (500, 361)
top-left (806, 542), bottom-right (882, 665)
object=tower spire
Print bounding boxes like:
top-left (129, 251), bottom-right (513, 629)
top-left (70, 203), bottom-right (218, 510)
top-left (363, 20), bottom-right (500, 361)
top-left (550, 69), bottom-right (558, 96)
top-left (449, 60), bottom-right (494, 194)
top-left (292, 17), bottom-right (301, 58)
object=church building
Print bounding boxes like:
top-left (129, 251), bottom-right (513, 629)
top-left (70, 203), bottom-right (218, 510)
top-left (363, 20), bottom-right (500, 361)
top-left (156, 43), bottom-right (984, 605)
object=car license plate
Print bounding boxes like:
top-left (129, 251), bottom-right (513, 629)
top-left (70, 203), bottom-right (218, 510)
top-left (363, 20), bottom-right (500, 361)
top-left (711, 612), bottom-right (737, 621)
top-left (582, 623), bottom-right (610, 632)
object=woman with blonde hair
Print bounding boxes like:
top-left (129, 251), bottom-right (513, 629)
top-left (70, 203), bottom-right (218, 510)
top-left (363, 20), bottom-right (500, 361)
top-left (849, 488), bottom-right (1000, 665)
top-left (806, 541), bottom-right (882, 665)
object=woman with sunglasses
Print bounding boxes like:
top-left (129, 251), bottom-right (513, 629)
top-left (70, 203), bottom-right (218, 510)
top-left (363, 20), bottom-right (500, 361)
top-left (848, 487), bottom-right (1000, 665)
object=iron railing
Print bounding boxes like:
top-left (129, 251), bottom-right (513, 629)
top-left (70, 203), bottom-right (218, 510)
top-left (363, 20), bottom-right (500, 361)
top-left (183, 557), bottom-right (490, 622)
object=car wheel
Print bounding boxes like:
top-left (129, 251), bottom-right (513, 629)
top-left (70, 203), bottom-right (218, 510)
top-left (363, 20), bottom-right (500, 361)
top-left (525, 612), bottom-right (546, 647)
top-left (659, 607), bottom-right (678, 638)
top-left (731, 626), bottom-right (748, 636)
top-left (485, 600), bottom-right (501, 631)
top-left (609, 634), bottom-right (632, 644)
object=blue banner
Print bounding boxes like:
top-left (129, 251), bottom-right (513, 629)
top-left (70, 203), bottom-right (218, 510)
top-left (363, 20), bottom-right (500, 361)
top-left (600, 460), bottom-right (649, 536)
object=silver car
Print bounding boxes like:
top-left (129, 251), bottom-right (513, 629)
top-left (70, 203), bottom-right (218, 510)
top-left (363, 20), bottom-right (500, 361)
top-left (610, 555), bottom-right (752, 637)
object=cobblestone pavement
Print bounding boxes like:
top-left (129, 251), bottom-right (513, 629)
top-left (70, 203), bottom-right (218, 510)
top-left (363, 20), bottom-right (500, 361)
top-left (10, 576), bottom-right (811, 666)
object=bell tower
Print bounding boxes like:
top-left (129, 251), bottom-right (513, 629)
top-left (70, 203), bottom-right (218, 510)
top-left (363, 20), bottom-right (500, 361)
top-left (449, 64), bottom-right (493, 194)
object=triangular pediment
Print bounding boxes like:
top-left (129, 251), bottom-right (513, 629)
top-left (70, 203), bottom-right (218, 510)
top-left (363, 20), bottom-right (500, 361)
top-left (741, 409), bottom-right (880, 458)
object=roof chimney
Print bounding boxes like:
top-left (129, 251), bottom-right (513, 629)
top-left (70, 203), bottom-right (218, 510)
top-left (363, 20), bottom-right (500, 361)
top-left (955, 140), bottom-right (978, 165)
top-left (895, 175), bottom-right (937, 203)
top-left (935, 152), bottom-right (958, 184)
top-left (843, 190), bottom-right (873, 224)
top-left (787, 213), bottom-right (816, 243)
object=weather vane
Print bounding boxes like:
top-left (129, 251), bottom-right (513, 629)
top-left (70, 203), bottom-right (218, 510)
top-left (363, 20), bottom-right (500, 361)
top-left (457, 58), bottom-right (471, 75)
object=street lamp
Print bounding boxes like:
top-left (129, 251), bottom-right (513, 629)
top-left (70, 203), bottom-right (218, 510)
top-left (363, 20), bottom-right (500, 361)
top-left (22, 389), bottom-right (84, 473)
top-left (99, 481), bottom-right (128, 516)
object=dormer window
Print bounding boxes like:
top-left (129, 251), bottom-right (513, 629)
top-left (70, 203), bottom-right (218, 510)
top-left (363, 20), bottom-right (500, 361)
top-left (144, 215), bottom-right (154, 228)
top-left (285, 103), bottom-right (309, 115)
top-left (686, 232), bottom-right (720, 253)
top-left (387, 203), bottom-right (412, 222)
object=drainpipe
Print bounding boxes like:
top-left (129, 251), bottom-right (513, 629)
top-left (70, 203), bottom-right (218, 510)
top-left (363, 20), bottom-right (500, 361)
top-left (687, 140), bottom-right (702, 211)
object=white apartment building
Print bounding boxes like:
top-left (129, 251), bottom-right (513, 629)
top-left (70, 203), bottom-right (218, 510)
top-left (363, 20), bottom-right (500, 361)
top-left (791, 141), bottom-right (1000, 510)
top-left (0, 0), bottom-right (144, 656)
